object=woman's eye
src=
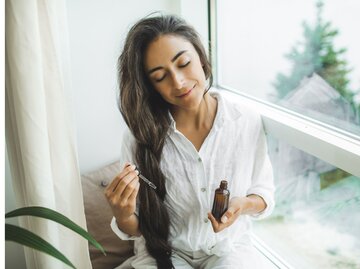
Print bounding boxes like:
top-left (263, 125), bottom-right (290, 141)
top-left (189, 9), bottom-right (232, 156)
top-left (155, 75), bottom-right (166, 82)
top-left (179, 61), bottom-right (190, 68)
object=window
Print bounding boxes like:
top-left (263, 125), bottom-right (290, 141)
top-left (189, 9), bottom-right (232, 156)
top-left (213, 0), bottom-right (360, 136)
top-left (254, 134), bottom-right (360, 269)
top-left (211, 1), bottom-right (360, 268)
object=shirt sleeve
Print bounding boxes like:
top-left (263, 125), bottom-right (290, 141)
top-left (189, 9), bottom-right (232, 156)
top-left (246, 115), bottom-right (275, 220)
top-left (110, 128), bottom-right (140, 240)
top-left (110, 216), bottom-right (141, 240)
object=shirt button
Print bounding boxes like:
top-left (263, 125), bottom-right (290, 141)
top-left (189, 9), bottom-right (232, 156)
top-left (201, 187), bottom-right (206, 192)
top-left (204, 218), bottom-right (209, 223)
top-left (100, 181), bottom-right (108, 187)
top-left (198, 157), bottom-right (202, 162)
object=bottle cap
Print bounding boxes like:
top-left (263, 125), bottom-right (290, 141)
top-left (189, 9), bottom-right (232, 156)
top-left (220, 180), bottom-right (228, 189)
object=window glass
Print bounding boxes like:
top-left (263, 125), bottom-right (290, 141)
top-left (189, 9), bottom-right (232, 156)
top-left (216, 0), bottom-right (360, 135)
top-left (253, 134), bottom-right (360, 268)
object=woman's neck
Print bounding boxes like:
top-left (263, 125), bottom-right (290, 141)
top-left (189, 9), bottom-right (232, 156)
top-left (170, 93), bottom-right (217, 132)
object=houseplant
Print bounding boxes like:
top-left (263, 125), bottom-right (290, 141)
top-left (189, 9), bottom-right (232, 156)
top-left (5, 206), bottom-right (106, 268)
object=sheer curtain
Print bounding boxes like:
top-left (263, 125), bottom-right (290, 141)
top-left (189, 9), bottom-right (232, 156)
top-left (5, 0), bottom-right (91, 268)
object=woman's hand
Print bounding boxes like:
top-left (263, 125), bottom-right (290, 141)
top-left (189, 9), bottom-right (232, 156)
top-left (104, 162), bottom-right (140, 223)
top-left (208, 196), bottom-right (245, 233)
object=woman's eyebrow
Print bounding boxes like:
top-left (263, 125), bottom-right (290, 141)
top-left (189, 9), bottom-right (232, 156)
top-left (148, 50), bottom-right (188, 74)
top-left (171, 50), bottom-right (187, 62)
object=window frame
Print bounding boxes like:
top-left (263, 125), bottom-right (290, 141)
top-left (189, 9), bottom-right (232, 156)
top-left (209, 0), bottom-right (360, 267)
top-left (209, 0), bottom-right (360, 178)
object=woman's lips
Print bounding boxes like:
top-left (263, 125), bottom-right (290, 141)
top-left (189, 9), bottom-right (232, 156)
top-left (177, 84), bottom-right (196, 98)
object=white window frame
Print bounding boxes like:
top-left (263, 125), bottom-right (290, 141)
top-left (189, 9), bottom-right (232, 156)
top-left (209, 0), bottom-right (360, 267)
top-left (209, 0), bottom-right (360, 178)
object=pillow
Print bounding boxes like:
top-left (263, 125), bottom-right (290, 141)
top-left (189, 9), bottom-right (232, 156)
top-left (81, 161), bottom-right (134, 269)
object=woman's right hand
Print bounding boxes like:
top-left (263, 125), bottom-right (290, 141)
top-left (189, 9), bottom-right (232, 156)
top-left (104, 162), bottom-right (140, 222)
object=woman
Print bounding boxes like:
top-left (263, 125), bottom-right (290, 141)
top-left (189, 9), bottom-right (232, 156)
top-left (104, 14), bottom-right (275, 269)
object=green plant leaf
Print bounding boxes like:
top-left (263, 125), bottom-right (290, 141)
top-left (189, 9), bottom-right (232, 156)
top-left (5, 206), bottom-right (106, 255)
top-left (5, 224), bottom-right (76, 269)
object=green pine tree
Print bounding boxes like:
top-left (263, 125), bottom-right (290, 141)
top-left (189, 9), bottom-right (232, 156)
top-left (273, 0), bottom-right (356, 109)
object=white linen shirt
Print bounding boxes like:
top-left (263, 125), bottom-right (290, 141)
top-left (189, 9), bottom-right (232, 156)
top-left (111, 90), bottom-right (275, 257)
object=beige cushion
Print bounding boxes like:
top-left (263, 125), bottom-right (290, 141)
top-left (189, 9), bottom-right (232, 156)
top-left (81, 161), bottom-right (134, 269)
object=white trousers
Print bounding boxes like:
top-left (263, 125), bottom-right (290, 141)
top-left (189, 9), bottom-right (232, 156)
top-left (116, 243), bottom-right (269, 269)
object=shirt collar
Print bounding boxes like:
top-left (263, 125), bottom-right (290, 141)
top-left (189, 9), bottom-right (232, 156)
top-left (208, 90), bottom-right (242, 129)
top-left (167, 89), bottom-right (242, 134)
top-left (168, 112), bottom-right (177, 131)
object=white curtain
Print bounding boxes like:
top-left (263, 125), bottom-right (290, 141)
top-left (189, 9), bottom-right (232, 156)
top-left (5, 0), bottom-right (92, 268)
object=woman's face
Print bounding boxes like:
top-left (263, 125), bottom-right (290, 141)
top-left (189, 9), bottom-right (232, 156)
top-left (144, 34), bottom-right (207, 111)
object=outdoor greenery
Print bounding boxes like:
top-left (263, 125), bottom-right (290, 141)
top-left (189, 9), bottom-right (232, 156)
top-left (273, 0), bottom-right (359, 116)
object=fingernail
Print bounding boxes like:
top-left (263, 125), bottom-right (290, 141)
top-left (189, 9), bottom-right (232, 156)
top-left (221, 216), bottom-right (228, 223)
top-left (131, 164), bottom-right (136, 170)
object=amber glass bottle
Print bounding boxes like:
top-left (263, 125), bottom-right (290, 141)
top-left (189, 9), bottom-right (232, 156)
top-left (211, 180), bottom-right (230, 221)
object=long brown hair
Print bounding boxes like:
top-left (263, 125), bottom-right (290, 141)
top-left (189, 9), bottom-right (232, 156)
top-left (117, 14), bottom-right (212, 268)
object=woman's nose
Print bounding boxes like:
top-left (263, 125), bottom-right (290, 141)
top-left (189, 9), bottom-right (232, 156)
top-left (171, 71), bottom-right (185, 89)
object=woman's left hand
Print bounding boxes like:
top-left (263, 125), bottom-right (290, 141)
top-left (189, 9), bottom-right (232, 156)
top-left (208, 196), bottom-right (245, 233)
